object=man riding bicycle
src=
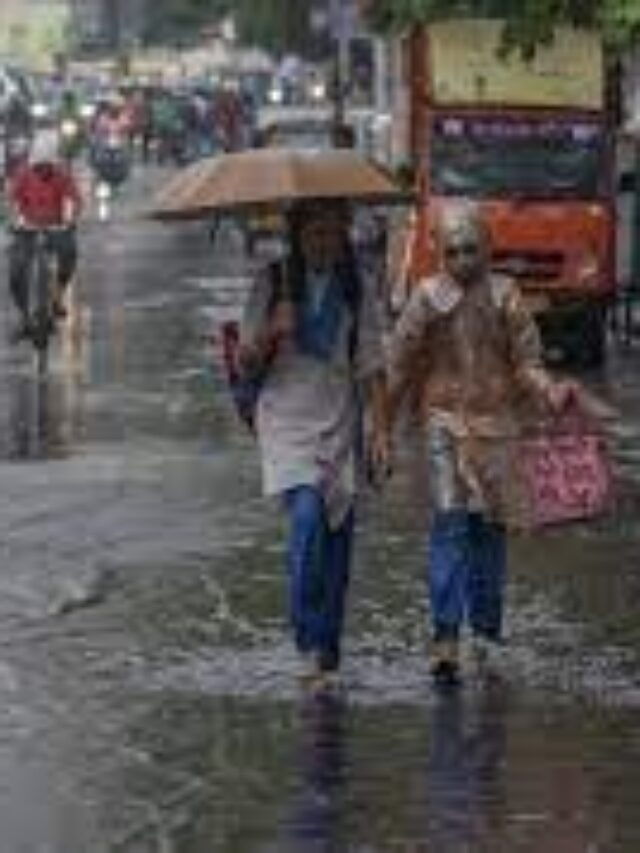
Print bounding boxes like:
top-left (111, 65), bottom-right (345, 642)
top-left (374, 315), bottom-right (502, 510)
top-left (7, 136), bottom-right (82, 339)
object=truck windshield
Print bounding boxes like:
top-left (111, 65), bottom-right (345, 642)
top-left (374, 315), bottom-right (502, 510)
top-left (431, 116), bottom-right (607, 200)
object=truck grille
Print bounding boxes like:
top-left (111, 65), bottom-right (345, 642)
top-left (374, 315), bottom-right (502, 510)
top-left (491, 250), bottom-right (564, 281)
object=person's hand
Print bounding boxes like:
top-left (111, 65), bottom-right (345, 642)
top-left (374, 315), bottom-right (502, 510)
top-left (545, 379), bottom-right (580, 416)
top-left (62, 200), bottom-right (80, 227)
top-left (268, 300), bottom-right (295, 343)
top-left (367, 429), bottom-right (393, 489)
top-left (11, 212), bottom-right (27, 231)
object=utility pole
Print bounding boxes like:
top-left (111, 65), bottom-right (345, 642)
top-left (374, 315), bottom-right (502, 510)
top-left (329, 0), bottom-right (351, 134)
top-left (104, 0), bottom-right (121, 52)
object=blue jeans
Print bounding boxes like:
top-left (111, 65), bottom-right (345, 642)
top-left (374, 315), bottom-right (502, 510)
top-left (284, 487), bottom-right (354, 671)
top-left (428, 510), bottom-right (506, 642)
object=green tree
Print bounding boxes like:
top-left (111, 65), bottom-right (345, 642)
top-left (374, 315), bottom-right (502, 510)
top-left (143, 0), bottom-right (230, 44)
top-left (232, 0), bottom-right (320, 57)
top-left (143, 0), bottom-right (320, 56)
top-left (365, 0), bottom-right (640, 56)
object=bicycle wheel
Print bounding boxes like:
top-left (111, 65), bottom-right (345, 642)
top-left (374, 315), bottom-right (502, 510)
top-left (31, 243), bottom-right (54, 372)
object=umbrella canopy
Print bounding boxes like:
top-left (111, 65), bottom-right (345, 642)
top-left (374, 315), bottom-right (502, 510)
top-left (151, 148), bottom-right (407, 221)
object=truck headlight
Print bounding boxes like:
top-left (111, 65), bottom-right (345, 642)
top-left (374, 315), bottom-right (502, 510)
top-left (95, 182), bottom-right (112, 201)
top-left (61, 119), bottom-right (80, 137)
top-left (310, 82), bottom-right (326, 102)
top-left (31, 102), bottom-right (49, 120)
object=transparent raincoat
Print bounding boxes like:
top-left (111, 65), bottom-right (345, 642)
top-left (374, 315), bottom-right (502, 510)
top-left (388, 272), bottom-right (551, 522)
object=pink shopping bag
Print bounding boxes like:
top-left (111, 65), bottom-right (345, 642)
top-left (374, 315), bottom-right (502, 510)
top-left (513, 408), bottom-right (613, 529)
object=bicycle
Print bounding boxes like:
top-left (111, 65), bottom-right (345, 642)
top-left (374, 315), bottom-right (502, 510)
top-left (11, 224), bottom-right (70, 372)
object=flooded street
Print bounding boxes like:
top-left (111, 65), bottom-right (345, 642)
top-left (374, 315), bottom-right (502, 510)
top-left (0, 168), bottom-right (639, 851)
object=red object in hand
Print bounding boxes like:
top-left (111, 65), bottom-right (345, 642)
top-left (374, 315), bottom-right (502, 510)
top-left (516, 405), bottom-right (612, 529)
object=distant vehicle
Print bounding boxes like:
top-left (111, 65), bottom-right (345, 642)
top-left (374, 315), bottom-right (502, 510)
top-left (261, 119), bottom-right (334, 150)
top-left (256, 106), bottom-right (334, 150)
top-left (0, 65), bottom-right (33, 118)
top-left (255, 106), bottom-right (377, 156)
top-left (3, 131), bottom-right (31, 179)
top-left (58, 116), bottom-right (84, 163)
top-left (1, 67), bottom-right (35, 180)
top-left (90, 132), bottom-right (130, 188)
top-left (0, 65), bottom-right (34, 147)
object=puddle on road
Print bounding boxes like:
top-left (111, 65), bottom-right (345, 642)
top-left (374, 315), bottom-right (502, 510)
top-left (38, 682), bottom-right (638, 852)
top-left (2, 468), bottom-right (633, 852)
top-left (0, 221), bottom-right (638, 850)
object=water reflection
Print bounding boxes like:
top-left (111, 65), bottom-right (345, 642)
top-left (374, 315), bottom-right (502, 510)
top-left (4, 285), bottom-right (86, 460)
top-left (6, 346), bottom-right (84, 461)
top-left (285, 693), bottom-right (348, 852)
top-left (425, 686), bottom-right (507, 851)
top-left (281, 687), bottom-right (509, 852)
top-left (8, 373), bottom-right (58, 459)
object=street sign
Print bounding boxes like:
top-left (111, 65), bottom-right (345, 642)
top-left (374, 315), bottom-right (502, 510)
top-left (310, 9), bottom-right (329, 34)
top-left (328, 0), bottom-right (358, 41)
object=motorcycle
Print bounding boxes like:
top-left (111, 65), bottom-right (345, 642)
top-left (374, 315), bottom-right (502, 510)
top-left (90, 132), bottom-right (131, 188)
top-left (58, 117), bottom-right (84, 164)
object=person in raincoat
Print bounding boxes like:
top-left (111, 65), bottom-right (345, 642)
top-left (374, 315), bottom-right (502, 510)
top-left (239, 202), bottom-right (389, 691)
top-left (387, 201), bottom-right (581, 686)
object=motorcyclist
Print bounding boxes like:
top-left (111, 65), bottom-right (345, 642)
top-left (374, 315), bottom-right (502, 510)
top-left (4, 95), bottom-right (33, 139)
top-left (152, 91), bottom-right (185, 164)
top-left (57, 89), bottom-right (84, 162)
top-left (92, 97), bottom-right (130, 149)
top-left (59, 89), bottom-right (80, 123)
top-left (3, 96), bottom-right (34, 180)
top-left (90, 98), bottom-right (131, 187)
top-left (7, 135), bottom-right (82, 337)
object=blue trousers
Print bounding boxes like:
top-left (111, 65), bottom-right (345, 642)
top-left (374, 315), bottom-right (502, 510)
top-left (428, 510), bottom-right (506, 642)
top-left (284, 487), bottom-right (354, 671)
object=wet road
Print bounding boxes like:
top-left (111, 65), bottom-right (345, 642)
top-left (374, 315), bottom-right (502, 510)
top-left (0, 166), bottom-right (640, 851)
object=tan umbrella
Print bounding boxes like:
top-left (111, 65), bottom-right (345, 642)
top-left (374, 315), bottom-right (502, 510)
top-left (151, 147), bottom-right (407, 220)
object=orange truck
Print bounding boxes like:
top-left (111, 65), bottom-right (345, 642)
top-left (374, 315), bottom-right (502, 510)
top-left (401, 20), bottom-right (615, 367)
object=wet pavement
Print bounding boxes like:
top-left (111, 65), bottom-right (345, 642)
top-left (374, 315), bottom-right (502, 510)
top-left (0, 165), bottom-right (640, 851)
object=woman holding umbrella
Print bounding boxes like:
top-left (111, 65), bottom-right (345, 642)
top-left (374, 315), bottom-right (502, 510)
top-left (239, 201), bottom-right (390, 692)
top-left (152, 147), bottom-right (404, 691)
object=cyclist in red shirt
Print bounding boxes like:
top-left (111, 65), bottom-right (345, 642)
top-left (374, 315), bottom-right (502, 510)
top-left (8, 136), bottom-right (82, 338)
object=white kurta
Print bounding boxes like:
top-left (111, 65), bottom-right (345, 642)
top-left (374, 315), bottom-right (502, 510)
top-left (241, 264), bottom-right (384, 528)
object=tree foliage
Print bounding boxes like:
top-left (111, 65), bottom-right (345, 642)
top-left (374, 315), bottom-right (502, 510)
top-left (142, 0), bottom-right (640, 57)
top-left (143, 0), bottom-right (320, 56)
top-left (231, 0), bottom-right (321, 57)
top-left (365, 0), bottom-right (640, 56)
top-left (143, 0), bottom-right (230, 43)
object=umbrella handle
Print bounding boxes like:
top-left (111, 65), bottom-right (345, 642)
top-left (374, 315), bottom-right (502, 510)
top-left (272, 257), bottom-right (293, 303)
